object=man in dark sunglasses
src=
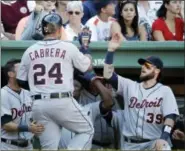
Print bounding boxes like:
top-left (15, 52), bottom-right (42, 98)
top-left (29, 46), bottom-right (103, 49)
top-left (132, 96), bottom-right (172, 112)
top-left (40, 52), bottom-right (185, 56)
top-left (100, 33), bottom-right (179, 150)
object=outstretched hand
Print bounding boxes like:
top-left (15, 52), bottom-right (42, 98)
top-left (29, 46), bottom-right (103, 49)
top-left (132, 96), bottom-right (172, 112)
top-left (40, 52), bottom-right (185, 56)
top-left (78, 26), bottom-right (92, 49)
top-left (108, 33), bottom-right (122, 52)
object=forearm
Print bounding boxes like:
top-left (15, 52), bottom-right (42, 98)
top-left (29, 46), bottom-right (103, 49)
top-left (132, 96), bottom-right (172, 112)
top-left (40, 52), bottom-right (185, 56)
top-left (2, 122), bottom-right (19, 132)
top-left (93, 79), bottom-right (114, 108)
top-left (104, 50), bottom-right (118, 90)
top-left (160, 114), bottom-right (177, 141)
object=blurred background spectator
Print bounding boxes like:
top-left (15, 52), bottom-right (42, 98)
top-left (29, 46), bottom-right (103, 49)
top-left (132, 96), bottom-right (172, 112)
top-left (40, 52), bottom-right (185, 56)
top-left (152, 0), bottom-right (184, 41)
top-left (81, 0), bottom-right (98, 25)
top-left (55, 1), bottom-right (69, 26)
top-left (19, 0), bottom-right (67, 40)
top-left (137, 0), bottom-right (162, 40)
top-left (85, 0), bottom-right (116, 41)
top-left (1, 0), bottom-right (31, 40)
top-left (65, 1), bottom-right (84, 41)
top-left (117, 1), bottom-right (147, 41)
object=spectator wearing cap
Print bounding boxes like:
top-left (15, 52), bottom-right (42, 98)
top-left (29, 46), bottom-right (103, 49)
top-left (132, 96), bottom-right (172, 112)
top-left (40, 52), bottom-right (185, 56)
top-left (85, 0), bottom-right (116, 41)
top-left (152, 0), bottom-right (184, 41)
top-left (65, 1), bottom-right (84, 41)
top-left (113, 0), bottom-right (147, 41)
top-left (19, 0), bottom-right (67, 40)
top-left (1, 0), bottom-right (31, 40)
top-left (81, 0), bottom-right (98, 25)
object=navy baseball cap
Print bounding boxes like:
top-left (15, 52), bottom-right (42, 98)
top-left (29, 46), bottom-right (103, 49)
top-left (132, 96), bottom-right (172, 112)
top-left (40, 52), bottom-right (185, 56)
top-left (95, 0), bottom-right (114, 11)
top-left (138, 56), bottom-right (163, 69)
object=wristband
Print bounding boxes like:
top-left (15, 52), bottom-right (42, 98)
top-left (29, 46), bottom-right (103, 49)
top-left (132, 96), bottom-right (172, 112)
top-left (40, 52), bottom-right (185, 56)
top-left (160, 125), bottom-right (172, 141)
top-left (105, 51), bottom-right (114, 64)
top-left (18, 124), bottom-right (29, 132)
top-left (83, 70), bottom-right (96, 81)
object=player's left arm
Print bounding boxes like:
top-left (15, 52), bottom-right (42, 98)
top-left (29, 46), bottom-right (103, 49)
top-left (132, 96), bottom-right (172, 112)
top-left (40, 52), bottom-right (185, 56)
top-left (161, 87), bottom-right (179, 139)
top-left (155, 86), bottom-right (179, 150)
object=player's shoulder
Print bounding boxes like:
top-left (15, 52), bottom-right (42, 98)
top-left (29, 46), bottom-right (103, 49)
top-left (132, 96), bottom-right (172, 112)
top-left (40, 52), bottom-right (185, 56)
top-left (1, 86), bottom-right (8, 95)
top-left (23, 42), bottom-right (40, 53)
top-left (160, 84), bottom-right (173, 92)
top-left (1, 86), bottom-right (10, 101)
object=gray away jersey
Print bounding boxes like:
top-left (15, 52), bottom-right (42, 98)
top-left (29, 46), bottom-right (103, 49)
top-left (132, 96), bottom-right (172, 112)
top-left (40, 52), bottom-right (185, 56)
top-left (117, 76), bottom-right (179, 140)
top-left (1, 86), bottom-right (33, 140)
top-left (17, 40), bottom-right (90, 95)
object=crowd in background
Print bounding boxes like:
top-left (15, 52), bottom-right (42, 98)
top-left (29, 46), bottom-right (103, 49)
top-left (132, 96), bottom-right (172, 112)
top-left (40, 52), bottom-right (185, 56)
top-left (1, 0), bottom-right (184, 41)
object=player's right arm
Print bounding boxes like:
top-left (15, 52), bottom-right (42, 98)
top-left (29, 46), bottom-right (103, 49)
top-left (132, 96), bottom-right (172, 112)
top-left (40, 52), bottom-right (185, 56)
top-left (103, 33), bottom-right (135, 95)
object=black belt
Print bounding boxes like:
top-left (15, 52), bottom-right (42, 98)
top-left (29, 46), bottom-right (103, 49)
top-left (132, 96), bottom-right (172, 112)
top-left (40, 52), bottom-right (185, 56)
top-left (1, 138), bottom-right (29, 147)
top-left (32, 92), bottom-right (72, 100)
top-left (124, 136), bottom-right (151, 143)
top-left (92, 140), bottom-right (111, 147)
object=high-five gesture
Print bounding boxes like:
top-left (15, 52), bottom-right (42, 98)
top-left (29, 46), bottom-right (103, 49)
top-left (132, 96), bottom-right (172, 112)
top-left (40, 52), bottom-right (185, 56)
top-left (108, 33), bottom-right (122, 52)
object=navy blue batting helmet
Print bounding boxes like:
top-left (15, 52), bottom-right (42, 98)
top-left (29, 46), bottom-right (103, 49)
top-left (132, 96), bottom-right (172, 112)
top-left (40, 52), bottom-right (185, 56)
top-left (41, 13), bottom-right (63, 35)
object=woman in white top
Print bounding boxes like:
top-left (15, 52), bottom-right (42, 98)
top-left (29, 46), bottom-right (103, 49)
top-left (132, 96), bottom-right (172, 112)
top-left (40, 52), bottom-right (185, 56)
top-left (65, 1), bottom-right (84, 41)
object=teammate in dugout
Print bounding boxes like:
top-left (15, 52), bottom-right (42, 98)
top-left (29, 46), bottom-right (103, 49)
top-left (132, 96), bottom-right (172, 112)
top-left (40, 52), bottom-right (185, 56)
top-left (1, 59), bottom-right (44, 150)
top-left (101, 33), bottom-right (179, 150)
top-left (16, 13), bottom-right (112, 150)
top-left (59, 78), bottom-right (116, 149)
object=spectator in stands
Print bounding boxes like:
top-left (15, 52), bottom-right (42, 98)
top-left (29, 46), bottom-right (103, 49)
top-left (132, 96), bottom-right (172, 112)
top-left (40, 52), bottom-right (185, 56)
top-left (20, 0), bottom-right (67, 40)
top-left (1, 0), bottom-right (31, 40)
top-left (55, 1), bottom-right (69, 26)
top-left (81, 0), bottom-right (98, 25)
top-left (65, 1), bottom-right (84, 41)
top-left (137, 0), bottom-right (162, 40)
top-left (115, 0), bottom-right (147, 41)
top-left (152, 0), bottom-right (184, 41)
top-left (85, 0), bottom-right (116, 41)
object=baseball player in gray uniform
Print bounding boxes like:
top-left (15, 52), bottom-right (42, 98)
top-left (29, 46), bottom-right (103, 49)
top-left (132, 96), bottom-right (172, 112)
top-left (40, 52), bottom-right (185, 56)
top-left (59, 79), bottom-right (115, 149)
top-left (78, 82), bottom-right (115, 149)
top-left (101, 33), bottom-right (179, 150)
top-left (16, 13), bottom-right (111, 150)
top-left (1, 59), bottom-right (44, 150)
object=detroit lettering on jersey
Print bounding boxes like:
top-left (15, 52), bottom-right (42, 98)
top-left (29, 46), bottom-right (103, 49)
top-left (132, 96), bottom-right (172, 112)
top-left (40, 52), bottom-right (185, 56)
top-left (129, 97), bottom-right (162, 108)
top-left (29, 48), bottom-right (66, 61)
top-left (11, 103), bottom-right (32, 120)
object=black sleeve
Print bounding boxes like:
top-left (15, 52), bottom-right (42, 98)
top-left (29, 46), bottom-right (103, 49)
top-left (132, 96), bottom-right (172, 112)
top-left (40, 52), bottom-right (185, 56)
top-left (16, 79), bottom-right (30, 90)
top-left (1, 114), bottom-right (12, 126)
top-left (99, 101), bottom-right (113, 126)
